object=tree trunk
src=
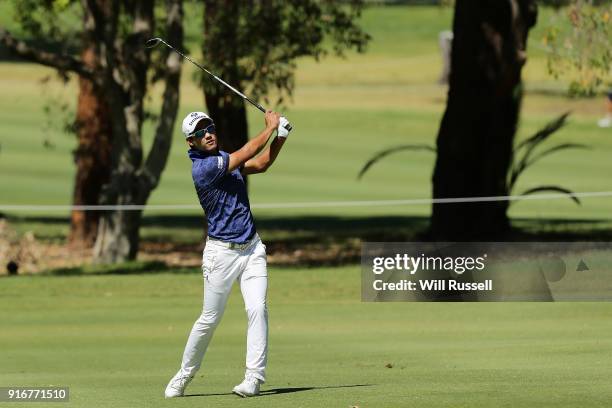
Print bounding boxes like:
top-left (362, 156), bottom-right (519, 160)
top-left (92, 208), bottom-right (143, 262)
top-left (430, 0), bottom-right (537, 240)
top-left (92, 0), bottom-right (183, 263)
top-left (0, 0), bottom-right (184, 264)
top-left (202, 0), bottom-right (249, 157)
top-left (204, 93), bottom-right (248, 155)
top-left (69, 44), bottom-right (112, 247)
top-left (92, 168), bottom-right (148, 263)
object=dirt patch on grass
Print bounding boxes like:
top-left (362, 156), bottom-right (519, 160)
top-left (0, 238), bottom-right (362, 275)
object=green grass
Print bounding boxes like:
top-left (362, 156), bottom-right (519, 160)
top-left (1, 6), bottom-right (611, 407)
top-left (2, 268), bottom-right (612, 407)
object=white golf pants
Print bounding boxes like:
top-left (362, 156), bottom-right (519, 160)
top-left (178, 234), bottom-right (268, 382)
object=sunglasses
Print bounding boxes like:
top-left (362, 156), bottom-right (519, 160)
top-left (190, 123), bottom-right (216, 138)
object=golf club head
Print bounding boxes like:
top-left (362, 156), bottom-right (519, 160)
top-left (144, 37), bottom-right (162, 49)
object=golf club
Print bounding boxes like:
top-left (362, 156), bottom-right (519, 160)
top-left (145, 37), bottom-right (292, 132)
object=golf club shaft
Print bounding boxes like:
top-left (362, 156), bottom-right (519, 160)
top-left (147, 38), bottom-right (291, 130)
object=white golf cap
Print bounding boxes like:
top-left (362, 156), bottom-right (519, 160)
top-left (182, 111), bottom-right (212, 138)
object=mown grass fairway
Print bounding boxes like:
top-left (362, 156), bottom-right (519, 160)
top-left (2, 268), bottom-right (612, 408)
top-left (1, 5), bottom-right (611, 407)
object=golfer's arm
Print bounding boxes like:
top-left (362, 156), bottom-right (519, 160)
top-left (227, 125), bottom-right (276, 173)
top-left (242, 136), bottom-right (286, 175)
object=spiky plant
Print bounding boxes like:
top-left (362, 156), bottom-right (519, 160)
top-left (358, 112), bottom-right (587, 206)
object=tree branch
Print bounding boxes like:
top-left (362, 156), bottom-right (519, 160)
top-left (140, 0), bottom-right (184, 193)
top-left (82, 0), bottom-right (120, 84)
top-left (83, 0), bottom-right (110, 47)
top-left (0, 28), bottom-right (94, 79)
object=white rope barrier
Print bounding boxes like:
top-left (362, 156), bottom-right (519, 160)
top-left (1, 191), bottom-right (611, 212)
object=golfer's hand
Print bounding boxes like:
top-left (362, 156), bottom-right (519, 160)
top-left (265, 111), bottom-right (281, 130)
top-left (277, 116), bottom-right (291, 138)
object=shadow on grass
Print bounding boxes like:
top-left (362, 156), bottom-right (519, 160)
top-left (6, 213), bottom-right (612, 273)
top-left (42, 261), bottom-right (195, 276)
top-left (143, 214), bottom-right (612, 242)
top-left (9, 213), bottom-right (608, 225)
top-left (184, 383), bottom-right (373, 398)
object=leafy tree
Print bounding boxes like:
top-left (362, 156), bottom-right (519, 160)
top-left (543, 0), bottom-right (612, 96)
top-left (5, 0), bottom-right (110, 247)
top-left (199, 0), bottom-right (371, 161)
top-left (1, 0), bottom-right (369, 262)
top-left (1, 0), bottom-right (185, 263)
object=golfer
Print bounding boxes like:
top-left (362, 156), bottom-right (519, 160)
top-left (165, 110), bottom-right (290, 398)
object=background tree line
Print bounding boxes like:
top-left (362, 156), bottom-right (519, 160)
top-left (1, 0), bottom-right (609, 263)
top-left (0, 0), bottom-right (370, 263)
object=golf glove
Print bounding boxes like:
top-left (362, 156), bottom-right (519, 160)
top-left (277, 116), bottom-right (291, 138)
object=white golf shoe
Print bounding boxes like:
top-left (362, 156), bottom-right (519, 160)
top-left (232, 373), bottom-right (262, 397)
top-left (164, 371), bottom-right (193, 398)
